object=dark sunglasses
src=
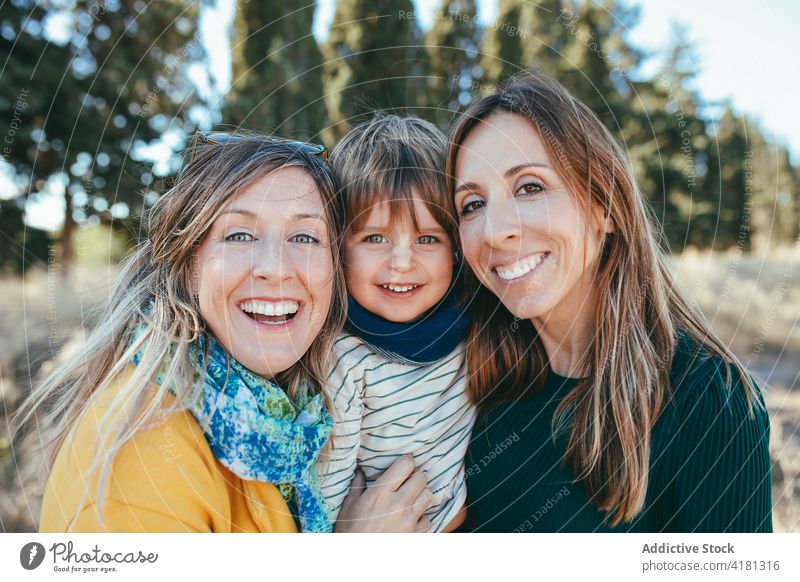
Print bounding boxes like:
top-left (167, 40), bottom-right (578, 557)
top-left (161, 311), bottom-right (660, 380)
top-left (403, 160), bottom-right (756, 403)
top-left (192, 131), bottom-right (328, 161)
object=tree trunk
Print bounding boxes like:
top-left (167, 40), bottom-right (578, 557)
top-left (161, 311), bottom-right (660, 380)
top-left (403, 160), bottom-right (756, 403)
top-left (58, 192), bottom-right (74, 277)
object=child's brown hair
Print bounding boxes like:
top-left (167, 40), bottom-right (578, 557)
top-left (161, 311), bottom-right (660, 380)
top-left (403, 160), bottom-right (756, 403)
top-left (330, 114), bottom-right (456, 243)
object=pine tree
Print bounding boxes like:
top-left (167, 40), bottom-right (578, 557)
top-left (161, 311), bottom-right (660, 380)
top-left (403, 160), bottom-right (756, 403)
top-left (749, 129), bottom-right (800, 250)
top-left (479, 0), bottom-right (527, 87)
top-left (704, 108), bottom-right (751, 250)
top-left (556, 0), bottom-right (642, 126)
top-left (223, 1), bottom-right (327, 140)
top-left (627, 31), bottom-right (711, 250)
top-left (424, 0), bottom-right (481, 126)
top-left (479, 0), bottom-right (642, 131)
top-left (0, 0), bottom-right (201, 270)
top-left (324, 0), bottom-right (426, 140)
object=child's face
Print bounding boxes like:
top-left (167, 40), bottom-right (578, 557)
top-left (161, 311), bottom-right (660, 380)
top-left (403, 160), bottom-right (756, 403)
top-left (344, 196), bottom-right (454, 323)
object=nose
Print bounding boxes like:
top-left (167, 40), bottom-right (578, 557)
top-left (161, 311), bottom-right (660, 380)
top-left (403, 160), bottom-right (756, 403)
top-left (252, 237), bottom-right (293, 282)
top-left (483, 196), bottom-right (522, 249)
top-left (388, 242), bottom-right (414, 272)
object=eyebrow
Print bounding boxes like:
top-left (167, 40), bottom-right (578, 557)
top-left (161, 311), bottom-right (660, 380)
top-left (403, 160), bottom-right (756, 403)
top-left (225, 208), bottom-right (325, 221)
top-left (454, 162), bottom-right (553, 195)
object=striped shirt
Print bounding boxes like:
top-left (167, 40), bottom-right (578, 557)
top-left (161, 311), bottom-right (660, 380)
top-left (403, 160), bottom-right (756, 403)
top-left (317, 333), bottom-right (476, 532)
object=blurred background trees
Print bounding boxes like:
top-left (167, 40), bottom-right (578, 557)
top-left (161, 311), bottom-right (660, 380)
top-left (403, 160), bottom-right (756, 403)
top-left (1, 0), bottom-right (202, 272)
top-left (324, 0), bottom-right (428, 140)
top-left (222, 1), bottom-right (327, 138)
top-left (1, 0), bottom-right (798, 277)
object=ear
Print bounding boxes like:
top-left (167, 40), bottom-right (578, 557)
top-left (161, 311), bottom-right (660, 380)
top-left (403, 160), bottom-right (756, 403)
top-left (602, 207), bottom-right (617, 234)
top-left (591, 201), bottom-right (616, 235)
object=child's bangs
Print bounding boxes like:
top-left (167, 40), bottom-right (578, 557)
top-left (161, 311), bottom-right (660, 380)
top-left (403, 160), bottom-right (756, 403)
top-left (346, 185), bottom-right (453, 236)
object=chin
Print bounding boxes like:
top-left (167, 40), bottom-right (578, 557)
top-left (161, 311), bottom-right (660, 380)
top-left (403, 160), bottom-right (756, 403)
top-left (381, 311), bottom-right (419, 323)
top-left (498, 296), bottom-right (548, 321)
top-left (234, 345), bottom-right (300, 378)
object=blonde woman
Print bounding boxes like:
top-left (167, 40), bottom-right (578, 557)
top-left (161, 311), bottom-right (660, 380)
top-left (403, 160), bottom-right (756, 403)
top-left (17, 132), bottom-right (429, 533)
top-left (447, 72), bottom-right (772, 532)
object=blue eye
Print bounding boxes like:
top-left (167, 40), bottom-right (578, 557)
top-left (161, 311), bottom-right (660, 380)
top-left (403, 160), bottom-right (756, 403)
top-left (417, 235), bottom-right (437, 244)
top-left (364, 234), bottom-right (387, 244)
top-left (292, 233), bottom-right (319, 244)
top-left (225, 232), bottom-right (254, 242)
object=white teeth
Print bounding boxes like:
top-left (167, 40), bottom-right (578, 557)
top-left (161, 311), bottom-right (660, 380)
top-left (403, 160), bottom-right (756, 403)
top-left (495, 253), bottom-right (548, 281)
top-left (239, 300), bottom-right (299, 316)
top-left (382, 284), bottom-right (419, 293)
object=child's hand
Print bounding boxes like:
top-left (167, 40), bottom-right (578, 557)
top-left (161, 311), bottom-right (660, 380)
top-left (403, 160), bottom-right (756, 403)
top-left (333, 455), bottom-right (433, 532)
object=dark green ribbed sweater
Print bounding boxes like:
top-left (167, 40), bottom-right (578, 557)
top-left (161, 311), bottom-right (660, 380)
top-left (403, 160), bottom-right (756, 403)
top-left (458, 334), bottom-right (773, 532)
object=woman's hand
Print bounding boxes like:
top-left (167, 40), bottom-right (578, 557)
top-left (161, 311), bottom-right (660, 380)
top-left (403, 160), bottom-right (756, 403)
top-left (334, 454), bottom-right (433, 532)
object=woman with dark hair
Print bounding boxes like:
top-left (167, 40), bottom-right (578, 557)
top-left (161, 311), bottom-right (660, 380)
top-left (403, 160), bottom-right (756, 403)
top-left (447, 71), bottom-right (772, 532)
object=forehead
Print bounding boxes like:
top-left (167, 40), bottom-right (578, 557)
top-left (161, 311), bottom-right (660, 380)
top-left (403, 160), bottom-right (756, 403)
top-left (456, 112), bottom-right (552, 177)
top-left (226, 166), bottom-right (324, 214)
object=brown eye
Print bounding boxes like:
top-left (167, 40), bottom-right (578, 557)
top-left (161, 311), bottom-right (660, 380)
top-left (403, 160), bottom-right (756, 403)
top-left (459, 200), bottom-right (485, 216)
top-left (519, 181), bottom-right (544, 195)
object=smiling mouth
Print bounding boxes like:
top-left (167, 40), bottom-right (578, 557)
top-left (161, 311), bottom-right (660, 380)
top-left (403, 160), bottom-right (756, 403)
top-left (239, 300), bottom-right (300, 325)
top-left (493, 252), bottom-right (551, 281)
top-left (378, 283), bottom-right (422, 295)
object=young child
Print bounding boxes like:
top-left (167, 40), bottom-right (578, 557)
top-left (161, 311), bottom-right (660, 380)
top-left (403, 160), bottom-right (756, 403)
top-left (318, 115), bottom-right (476, 532)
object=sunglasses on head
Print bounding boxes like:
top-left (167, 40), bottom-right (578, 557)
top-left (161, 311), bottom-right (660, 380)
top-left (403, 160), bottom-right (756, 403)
top-left (192, 131), bottom-right (329, 161)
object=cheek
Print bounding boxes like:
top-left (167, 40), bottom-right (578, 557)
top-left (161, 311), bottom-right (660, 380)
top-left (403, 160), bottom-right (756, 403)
top-left (343, 247), bottom-right (378, 295)
top-left (428, 249), bottom-right (454, 280)
top-left (558, 212), bottom-right (594, 260)
top-left (204, 253), bottom-right (245, 285)
top-left (306, 253), bottom-right (335, 310)
top-left (458, 223), bottom-right (486, 269)
top-left (342, 241), bottom-right (356, 266)
top-left (195, 251), bottom-right (251, 323)
top-left (343, 244), bottom-right (364, 274)
top-left (343, 247), bottom-right (362, 277)
top-left (343, 258), bottom-right (365, 297)
top-left (195, 253), bottom-right (225, 311)
top-left (195, 260), bottom-right (228, 342)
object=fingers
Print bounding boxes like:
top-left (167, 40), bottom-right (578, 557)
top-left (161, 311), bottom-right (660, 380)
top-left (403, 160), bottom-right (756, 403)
top-left (395, 470), bottom-right (429, 507)
top-left (334, 459), bottom-right (434, 533)
top-left (373, 454), bottom-right (415, 492)
top-left (409, 484), bottom-right (434, 519)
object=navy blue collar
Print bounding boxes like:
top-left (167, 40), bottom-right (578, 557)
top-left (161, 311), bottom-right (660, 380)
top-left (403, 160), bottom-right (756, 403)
top-left (345, 286), bottom-right (471, 364)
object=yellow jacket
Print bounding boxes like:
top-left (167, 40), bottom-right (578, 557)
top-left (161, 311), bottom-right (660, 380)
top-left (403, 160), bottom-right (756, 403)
top-left (39, 371), bottom-right (298, 532)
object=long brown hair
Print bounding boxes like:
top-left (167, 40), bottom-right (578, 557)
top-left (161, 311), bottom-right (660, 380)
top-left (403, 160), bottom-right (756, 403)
top-left (14, 133), bottom-right (347, 521)
top-left (446, 71), bottom-right (759, 525)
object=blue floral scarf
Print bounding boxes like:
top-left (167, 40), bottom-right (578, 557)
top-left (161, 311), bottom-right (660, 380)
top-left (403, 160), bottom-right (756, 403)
top-left (132, 331), bottom-right (333, 533)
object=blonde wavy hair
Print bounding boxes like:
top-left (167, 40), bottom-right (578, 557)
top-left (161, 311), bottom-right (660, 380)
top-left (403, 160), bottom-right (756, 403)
top-left (446, 71), bottom-right (760, 526)
top-left (13, 133), bottom-right (347, 518)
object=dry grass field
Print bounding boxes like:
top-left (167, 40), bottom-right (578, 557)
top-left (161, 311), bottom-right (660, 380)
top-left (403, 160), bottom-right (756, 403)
top-left (2, 249), bottom-right (798, 532)
top-left (668, 248), bottom-right (800, 532)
